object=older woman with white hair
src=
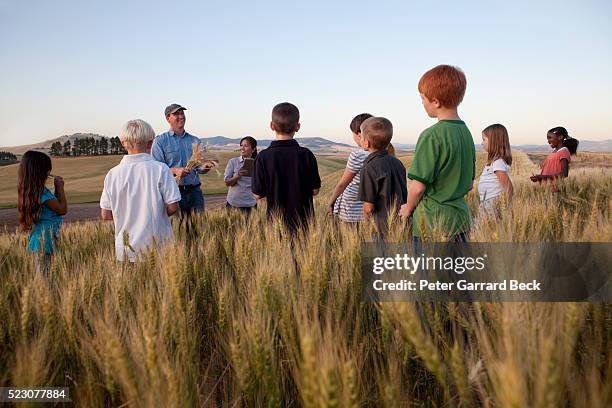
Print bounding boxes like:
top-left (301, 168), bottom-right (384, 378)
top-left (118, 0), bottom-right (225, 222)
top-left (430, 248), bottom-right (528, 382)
top-left (100, 119), bottom-right (181, 262)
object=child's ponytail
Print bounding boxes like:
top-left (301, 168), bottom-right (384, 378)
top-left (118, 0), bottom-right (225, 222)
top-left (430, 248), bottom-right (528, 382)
top-left (549, 126), bottom-right (579, 155)
top-left (563, 137), bottom-right (579, 155)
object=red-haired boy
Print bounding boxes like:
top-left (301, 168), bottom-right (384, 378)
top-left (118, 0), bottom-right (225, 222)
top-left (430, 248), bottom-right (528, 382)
top-left (399, 65), bottom-right (476, 241)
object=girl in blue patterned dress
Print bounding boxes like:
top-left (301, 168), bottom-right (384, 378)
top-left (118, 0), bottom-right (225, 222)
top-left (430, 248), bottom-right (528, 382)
top-left (18, 151), bottom-right (67, 271)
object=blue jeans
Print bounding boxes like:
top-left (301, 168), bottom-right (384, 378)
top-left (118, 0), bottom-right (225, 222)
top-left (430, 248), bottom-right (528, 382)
top-left (178, 185), bottom-right (204, 236)
top-left (179, 185), bottom-right (204, 214)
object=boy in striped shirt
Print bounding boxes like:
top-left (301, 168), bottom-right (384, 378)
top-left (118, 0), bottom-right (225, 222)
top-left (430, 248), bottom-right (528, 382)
top-left (328, 113), bottom-right (373, 223)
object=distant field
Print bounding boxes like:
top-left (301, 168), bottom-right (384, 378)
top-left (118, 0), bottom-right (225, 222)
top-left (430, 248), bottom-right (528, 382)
top-left (0, 160), bottom-right (18, 166)
top-left (0, 151), bottom-right (348, 208)
top-left (527, 151), bottom-right (612, 169)
top-left (3, 151), bottom-right (611, 208)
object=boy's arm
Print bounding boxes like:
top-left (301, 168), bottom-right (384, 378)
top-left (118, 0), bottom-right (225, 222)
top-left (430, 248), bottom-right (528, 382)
top-left (310, 151), bottom-right (321, 196)
top-left (401, 132), bottom-right (436, 218)
top-left (406, 133), bottom-right (438, 186)
top-left (166, 202), bottom-right (179, 216)
top-left (399, 179), bottom-right (426, 218)
top-left (99, 174), bottom-right (113, 220)
top-left (363, 202), bottom-right (375, 218)
top-left (251, 156), bottom-right (266, 199)
top-left (100, 209), bottom-right (113, 220)
top-left (160, 166), bottom-right (182, 216)
top-left (358, 166), bottom-right (378, 218)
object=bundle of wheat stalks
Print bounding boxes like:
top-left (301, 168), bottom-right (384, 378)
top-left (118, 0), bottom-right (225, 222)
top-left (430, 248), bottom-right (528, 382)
top-left (175, 142), bottom-right (219, 183)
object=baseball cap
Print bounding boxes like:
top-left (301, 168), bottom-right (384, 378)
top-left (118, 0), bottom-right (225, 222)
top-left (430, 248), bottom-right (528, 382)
top-left (164, 104), bottom-right (187, 116)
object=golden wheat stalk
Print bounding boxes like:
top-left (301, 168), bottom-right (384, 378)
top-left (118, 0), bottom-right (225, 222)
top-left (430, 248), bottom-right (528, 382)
top-left (175, 142), bottom-right (219, 183)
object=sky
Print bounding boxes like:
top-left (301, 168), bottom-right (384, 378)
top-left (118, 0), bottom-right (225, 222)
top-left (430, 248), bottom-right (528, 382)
top-left (0, 0), bottom-right (611, 147)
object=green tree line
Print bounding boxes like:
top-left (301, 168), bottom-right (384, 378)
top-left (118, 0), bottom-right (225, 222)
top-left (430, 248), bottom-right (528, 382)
top-left (0, 151), bottom-right (17, 161)
top-left (49, 137), bottom-right (127, 157)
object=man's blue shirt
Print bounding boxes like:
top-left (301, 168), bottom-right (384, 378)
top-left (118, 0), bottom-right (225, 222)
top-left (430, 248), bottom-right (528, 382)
top-left (151, 130), bottom-right (203, 186)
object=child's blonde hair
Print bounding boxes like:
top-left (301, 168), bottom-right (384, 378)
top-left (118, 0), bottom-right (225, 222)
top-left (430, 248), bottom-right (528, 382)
top-left (483, 124), bottom-right (512, 166)
top-left (361, 117), bottom-right (393, 150)
top-left (120, 119), bottom-right (155, 147)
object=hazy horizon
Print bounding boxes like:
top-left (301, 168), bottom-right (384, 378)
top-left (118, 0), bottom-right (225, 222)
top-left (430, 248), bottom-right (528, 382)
top-left (3, 132), bottom-right (611, 151)
top-left (1, 0), bottom-right (611, 146)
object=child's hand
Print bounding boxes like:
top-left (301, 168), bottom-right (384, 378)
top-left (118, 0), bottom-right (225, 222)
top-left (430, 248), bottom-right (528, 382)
top-left (172, 167), bottom-right (190, 178)
top-left (327, 201), bottom-right (335, 215)
top-left (202, 160), bottom-right (218, 170)
top-left (53, 176), bottom-right (64, 190)
top-left (237, 169), bottom-right (249, 177)
top-left (398, 203), bottom-right (412, 219)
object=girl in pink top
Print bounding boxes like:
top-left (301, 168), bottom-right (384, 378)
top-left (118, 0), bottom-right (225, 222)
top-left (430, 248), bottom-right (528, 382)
top-left (530, 127), bottom-right (579, 191)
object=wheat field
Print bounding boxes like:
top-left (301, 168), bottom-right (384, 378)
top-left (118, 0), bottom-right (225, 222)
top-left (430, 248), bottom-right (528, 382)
top-left (0, 152), bottom-right (348, 208)
top-left (0, 150), bottom-right (610, 407)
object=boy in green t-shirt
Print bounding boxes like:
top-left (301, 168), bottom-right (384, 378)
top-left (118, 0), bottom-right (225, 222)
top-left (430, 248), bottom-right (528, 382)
top-left (399, 65), bottom-right (476, 241)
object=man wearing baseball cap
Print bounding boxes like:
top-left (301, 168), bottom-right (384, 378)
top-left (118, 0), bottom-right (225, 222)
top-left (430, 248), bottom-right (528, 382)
top-left (152, 104), bottom-right (210, 225)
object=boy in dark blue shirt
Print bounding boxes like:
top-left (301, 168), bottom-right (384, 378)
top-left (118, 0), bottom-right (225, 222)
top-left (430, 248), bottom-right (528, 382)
top-left (358, 117), bottom-right (407, 240)
top-left (252, 102), bottom-right (321, 232)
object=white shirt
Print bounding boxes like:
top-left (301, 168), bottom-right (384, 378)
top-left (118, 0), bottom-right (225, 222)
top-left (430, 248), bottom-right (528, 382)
top-left (224, 156), bottom-right (257, 207)
top-left (100, 153), bottom-right (181, 261)
top-left (477, 158), bottom-right (510, 204)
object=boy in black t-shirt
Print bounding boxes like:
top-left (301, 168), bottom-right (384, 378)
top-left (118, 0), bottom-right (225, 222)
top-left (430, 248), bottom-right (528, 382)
top-left (358, 117), bottom-right (407, 240)
top-left (252, 102), bottom-right (321, 232)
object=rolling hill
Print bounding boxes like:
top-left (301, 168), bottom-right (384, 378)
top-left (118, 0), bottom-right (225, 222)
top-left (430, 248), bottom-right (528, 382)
top-left (2, 133), bottom-right (110, 155)
top-left (0, 152), bottom-right (349, 208)
top-left (199, 136), bottom-right (353, 153)
top-left (2, 134), bottom-right (354, 155)
top-left (3, 133), bottom-right (611, 155)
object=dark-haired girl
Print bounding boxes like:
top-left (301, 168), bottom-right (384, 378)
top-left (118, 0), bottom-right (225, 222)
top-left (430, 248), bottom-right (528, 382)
top-left (530, 127), bottom-right (579, 191)
top-left (224, 136), bottom-right (257, 214)
top-left (18, 151), bottom-right (67, 265)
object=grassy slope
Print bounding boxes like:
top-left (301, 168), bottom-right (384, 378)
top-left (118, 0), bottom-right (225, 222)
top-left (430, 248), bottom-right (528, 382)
top-left (0, 152), bottom-right (348, 208)
top-left (3, 149), bottom-right (606, 208)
